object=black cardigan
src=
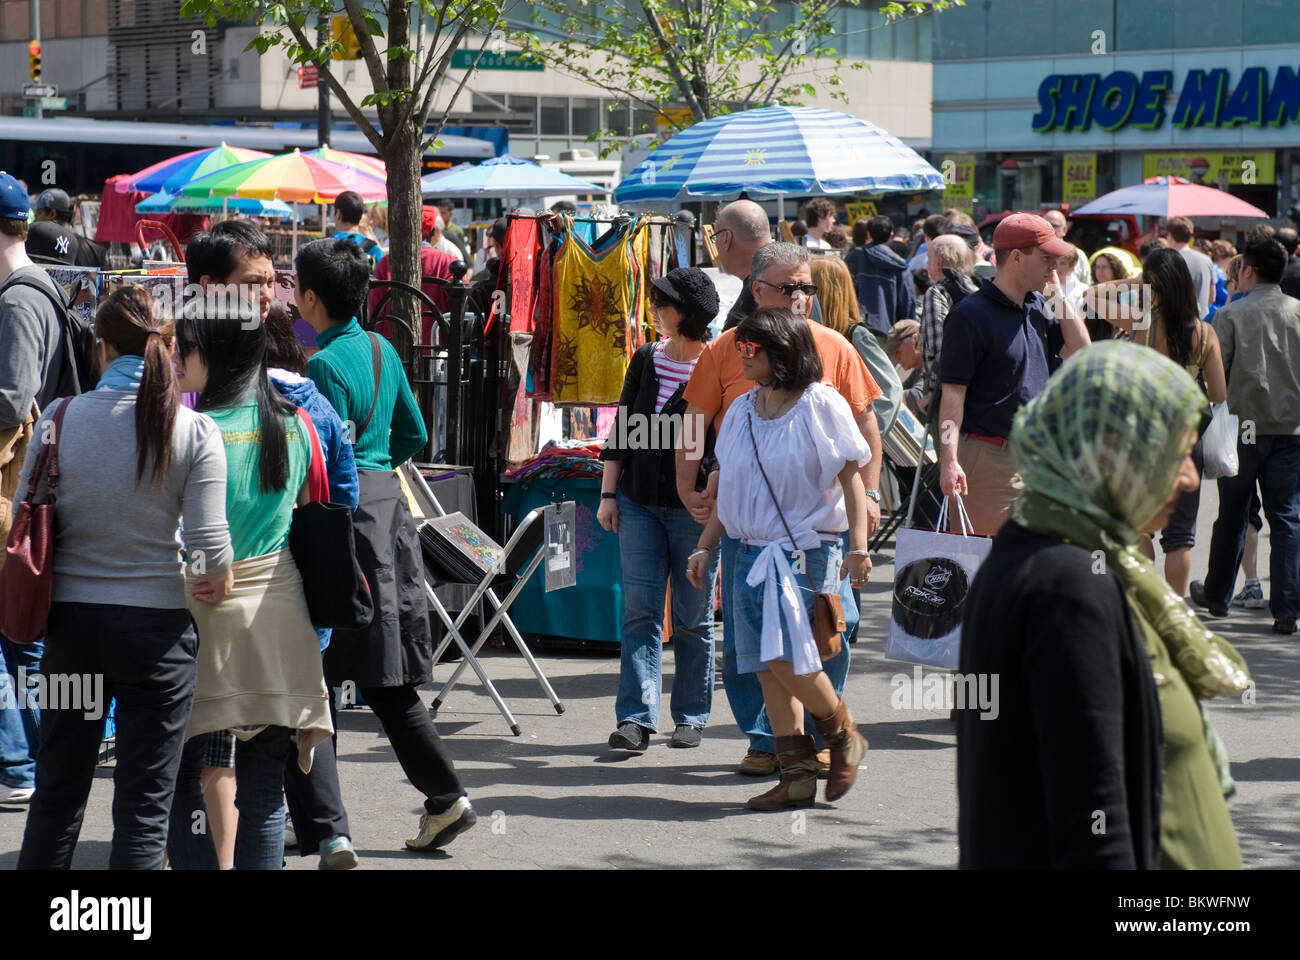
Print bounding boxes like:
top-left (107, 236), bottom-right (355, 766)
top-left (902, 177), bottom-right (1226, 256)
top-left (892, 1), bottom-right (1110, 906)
top-left (956, 522), bottom-right (1162, 870)
top-left (600, 342), bottom-right (717, 509)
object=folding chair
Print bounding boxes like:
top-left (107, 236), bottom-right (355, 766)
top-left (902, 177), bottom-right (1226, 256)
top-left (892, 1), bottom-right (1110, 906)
top-left (404, 464), bottom-right (565, 736)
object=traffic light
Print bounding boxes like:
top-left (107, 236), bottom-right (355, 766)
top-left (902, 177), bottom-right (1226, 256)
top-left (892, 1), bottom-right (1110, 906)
top-left (331, 14), bottom-right (361, 60)
top-left (28, 41), bottom-right (41, 83)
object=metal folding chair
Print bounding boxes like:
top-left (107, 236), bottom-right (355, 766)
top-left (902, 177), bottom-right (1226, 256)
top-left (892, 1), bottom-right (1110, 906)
top-left (404, 464), bottom-right (564, 735)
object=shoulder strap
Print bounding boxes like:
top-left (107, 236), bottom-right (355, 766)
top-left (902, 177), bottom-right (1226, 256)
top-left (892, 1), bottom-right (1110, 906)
top-left (2, 273), bottom-right (81, 394)
top-left (354, 333), bottom-right (383, 444)
top-left (746, 406), bottom-right (818, 596)
top-left (1196, 321), bottom-right (1211, 368)
top-left (26, 397), bottom-right (73, 505)
top-left (295, 408), bottom-right (330, 504)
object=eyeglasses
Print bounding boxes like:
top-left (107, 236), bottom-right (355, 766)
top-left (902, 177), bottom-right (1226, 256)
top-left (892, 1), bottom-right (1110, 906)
top-left (735, 340), bottom-right (762, 359)
top-left (755, 278), bottom-right (818, 298)
top-left (712, 227), bottom-right (732, 245)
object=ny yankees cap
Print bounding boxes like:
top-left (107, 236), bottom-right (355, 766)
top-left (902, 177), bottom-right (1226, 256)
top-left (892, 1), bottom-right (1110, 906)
top-left (28, 220), bottom-right (78, 264)
top-left (0, 171), bottom-right (29, 220)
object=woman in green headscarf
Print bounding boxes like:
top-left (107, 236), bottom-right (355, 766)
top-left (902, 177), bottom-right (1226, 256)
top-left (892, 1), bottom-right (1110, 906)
top-left (1038, 340), bottom-right (1250, 867)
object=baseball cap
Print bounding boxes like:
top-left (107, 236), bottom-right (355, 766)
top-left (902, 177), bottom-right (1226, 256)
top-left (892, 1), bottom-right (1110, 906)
top-left (28, 221), bottom-right (79, 264)
top-left (885, 318), bottom-right (921, 357)
top-left (35, 188), bottom-right (73, 216)
top-left (992, 213), bottom-right (1071, 256)
top-left (0, 171), bottom-right (30, 220)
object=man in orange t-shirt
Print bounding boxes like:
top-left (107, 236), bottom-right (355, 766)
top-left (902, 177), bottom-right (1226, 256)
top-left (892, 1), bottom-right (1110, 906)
top-left (674, 240), bottom-right (883, 775)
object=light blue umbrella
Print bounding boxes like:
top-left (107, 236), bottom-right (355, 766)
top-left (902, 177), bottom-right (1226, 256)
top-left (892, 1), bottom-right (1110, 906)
top-left (416, 154), bottom-right (607, 198)
top-left (614, 105), bottom-right (943, 210)
top-left (135, 192), bottom-right (294, 218)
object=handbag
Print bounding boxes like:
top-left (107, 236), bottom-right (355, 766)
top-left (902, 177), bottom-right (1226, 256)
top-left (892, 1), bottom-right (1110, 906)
top-left (288, 409), bottom-right (374, 630)
top-left (0, 398), bottom-right (73, 645)
top-left (746, 408), bottom-right (846, 661)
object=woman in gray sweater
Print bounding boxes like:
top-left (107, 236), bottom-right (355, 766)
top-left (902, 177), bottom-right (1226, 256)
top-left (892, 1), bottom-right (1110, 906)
top-left (16, 285), bottom-right (233, 870)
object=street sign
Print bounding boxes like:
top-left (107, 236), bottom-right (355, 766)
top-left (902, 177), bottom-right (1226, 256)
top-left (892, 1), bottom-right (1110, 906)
top-left (40, 97), bottom-right (68, 110)
top-left (450, 50), bottom-right (541, 71)
top-left (297, 64), bottom-right (318, 89)
top-left (23, 84), bottom-right (57, 98)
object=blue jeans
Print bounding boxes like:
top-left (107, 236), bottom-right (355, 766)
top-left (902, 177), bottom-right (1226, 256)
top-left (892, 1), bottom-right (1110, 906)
top-left (614, 493), bottom-right (717, 731)
top-left (720, 534), bottom-right (856, 754)
top-left (0, 633), bottom-right (43, 790)
top-left (167, 726), bottom-right (292, 870)
top-left (1204, 435), bottom-right (1300, 618)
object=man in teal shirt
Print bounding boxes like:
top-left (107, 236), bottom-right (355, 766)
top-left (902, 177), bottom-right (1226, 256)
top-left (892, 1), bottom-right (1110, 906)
top-left (296, 237), bottom-right (476, 853)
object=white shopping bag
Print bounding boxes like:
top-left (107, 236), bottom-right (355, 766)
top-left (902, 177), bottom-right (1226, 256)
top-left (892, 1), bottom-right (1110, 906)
top-left (1202, 402), bottom-right (1240, 480)
top-left (884, 497), bottom-right (992, 670)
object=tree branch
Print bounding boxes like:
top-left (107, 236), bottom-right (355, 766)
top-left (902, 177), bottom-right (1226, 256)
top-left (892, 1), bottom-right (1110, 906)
top-left (343, 0), bottom-right (391, 97)
top-left (282, 15), bottom-right (383, 148)
top-left (640, 0), bottom-right (706, 118)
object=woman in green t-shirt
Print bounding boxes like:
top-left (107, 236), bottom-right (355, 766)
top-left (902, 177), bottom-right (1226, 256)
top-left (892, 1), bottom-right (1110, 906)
top-left (166, 299), bottom-right (332, 871)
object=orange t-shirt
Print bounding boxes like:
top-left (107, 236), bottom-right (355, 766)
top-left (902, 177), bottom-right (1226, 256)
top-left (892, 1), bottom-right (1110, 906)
top-left (684, 322), bottom-right (882, 432)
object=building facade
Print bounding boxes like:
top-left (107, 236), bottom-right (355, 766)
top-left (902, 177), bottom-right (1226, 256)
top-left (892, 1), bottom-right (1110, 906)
top-left (930, 0), bottom-right (1300, 228)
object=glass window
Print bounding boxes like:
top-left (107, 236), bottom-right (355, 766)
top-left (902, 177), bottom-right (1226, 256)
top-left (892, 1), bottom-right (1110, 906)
top-left (540, 96), bottom-right (568, 135)
top-left (603, 99), bottom-right (629, 137)
top-left (1174, 1), bottom-right (1243, 48)
top-left (1244, 0), bottom-right (1300, 43)
top-left (632, 107), bottom-right (658, 135)
top-left (571, 97), bottom-right (601, 137)
top-left (842, 5), bottom-right (868, 58)
top-left (508, 94), bottom-right (538, 133)
top-left (1054, 0), bottom-right (1114, 55)
top-left (913, 12), bottom-right (933, 63)
top-left (867, 9), bottom-right (892, 59)
top-left (1116, 0), bottom-right (1172, 51)
top-left (892, 10), bottom-right (917, 61)
top-left (987, 0), bottom-right (1052, 56)
top-left (931, 0), bottom-right (985, 60)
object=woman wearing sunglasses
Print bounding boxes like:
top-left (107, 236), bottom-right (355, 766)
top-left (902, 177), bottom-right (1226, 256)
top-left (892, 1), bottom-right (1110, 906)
top-left (686, 307), bottom-right (872, 810)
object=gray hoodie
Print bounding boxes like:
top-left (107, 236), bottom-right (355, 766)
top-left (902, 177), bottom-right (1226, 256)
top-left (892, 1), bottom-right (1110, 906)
top-left (0, 265), bottom-right (67, 426)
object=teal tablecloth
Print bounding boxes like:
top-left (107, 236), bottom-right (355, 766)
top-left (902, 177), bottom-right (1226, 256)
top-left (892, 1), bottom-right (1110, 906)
top-left (502, 476), bottom-right (623, 643)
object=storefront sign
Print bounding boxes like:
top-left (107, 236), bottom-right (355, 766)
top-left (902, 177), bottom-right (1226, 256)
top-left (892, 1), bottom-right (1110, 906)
top-left (1141, 151), bottom-right (1275, 186)
top-left (1062, 152), bottom-right (1096, 204)
top-left (941, 153), bottom-right (975, 202)
top-left (845, 201), bottom-right (878, 222)
top-left (1033, 66), bottom-right (1300, 133)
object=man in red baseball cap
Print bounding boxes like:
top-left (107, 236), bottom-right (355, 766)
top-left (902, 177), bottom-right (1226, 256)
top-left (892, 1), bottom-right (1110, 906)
top-left (935, 213), bottom-right (1091, 535)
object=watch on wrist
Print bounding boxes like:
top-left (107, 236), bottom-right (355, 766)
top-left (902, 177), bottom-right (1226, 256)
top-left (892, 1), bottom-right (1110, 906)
top-left (601, 492), bottom-right (616, 500)
top-left (864, 489), bottom-right (881, 503)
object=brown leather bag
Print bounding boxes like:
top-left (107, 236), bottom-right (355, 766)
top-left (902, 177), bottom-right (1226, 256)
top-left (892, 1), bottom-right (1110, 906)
top-left (0, 398), bottom-right (72, 644)
top-left (746, 408), bottom-right (846, 661)
top-left (0, 404), bottom-right (37, 574)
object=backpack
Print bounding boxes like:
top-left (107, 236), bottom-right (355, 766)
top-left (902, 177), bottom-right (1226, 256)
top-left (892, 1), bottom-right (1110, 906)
top-left (0, 272), bottom-right (96, 395)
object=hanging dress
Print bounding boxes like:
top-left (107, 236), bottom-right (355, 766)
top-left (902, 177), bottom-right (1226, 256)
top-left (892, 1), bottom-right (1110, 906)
top-left (549, 216), bottom-right (642, 405)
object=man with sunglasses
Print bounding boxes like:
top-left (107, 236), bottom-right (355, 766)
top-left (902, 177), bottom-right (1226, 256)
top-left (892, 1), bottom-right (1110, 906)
top-left (675, 240), bottom-right (884, 777)
top-left (712, 199), bottom-right (822, 330)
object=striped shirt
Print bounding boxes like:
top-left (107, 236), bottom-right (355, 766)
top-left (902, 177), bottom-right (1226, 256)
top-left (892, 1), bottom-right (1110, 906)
top-left (652, 341), bottom-right (698, 413)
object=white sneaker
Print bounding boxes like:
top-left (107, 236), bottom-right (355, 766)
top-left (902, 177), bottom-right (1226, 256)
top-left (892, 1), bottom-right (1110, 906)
top-left (405, 796), bottom-right (476, 851)
top-left (0, 784), bottom-right (35, 804)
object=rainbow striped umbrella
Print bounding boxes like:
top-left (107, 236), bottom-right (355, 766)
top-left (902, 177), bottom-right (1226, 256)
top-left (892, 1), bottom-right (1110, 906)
top-left (303, 145), bottom-right (386, 179)
top-left (178, 147), bottom-right (387, 204)
top-left (116, 143), bottom-right (272, 195)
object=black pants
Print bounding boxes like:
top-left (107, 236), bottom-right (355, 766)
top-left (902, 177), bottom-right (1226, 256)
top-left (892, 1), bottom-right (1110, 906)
top-left (17, 602), bottom-right (197, 870)
top-left (340, 681), bottom-right (464, 814)
top-left (283, 689), bottom-right (350, 855)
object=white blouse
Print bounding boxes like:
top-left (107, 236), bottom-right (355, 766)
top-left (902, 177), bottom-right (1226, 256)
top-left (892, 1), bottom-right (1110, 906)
top-left (716, 382), bottom-right (871, 547)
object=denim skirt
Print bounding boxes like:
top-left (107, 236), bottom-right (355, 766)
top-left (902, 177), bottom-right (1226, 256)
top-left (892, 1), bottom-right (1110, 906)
top-left (731, 539), bottom-right (842, 674)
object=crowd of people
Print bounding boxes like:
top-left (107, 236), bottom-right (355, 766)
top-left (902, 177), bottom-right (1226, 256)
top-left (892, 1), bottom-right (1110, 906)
top-left (0, 162), bottom-right (1295, 869)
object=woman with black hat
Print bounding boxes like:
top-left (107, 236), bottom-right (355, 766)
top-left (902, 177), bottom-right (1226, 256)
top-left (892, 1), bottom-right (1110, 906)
top-left (599, 267), bottom-right (721, 752)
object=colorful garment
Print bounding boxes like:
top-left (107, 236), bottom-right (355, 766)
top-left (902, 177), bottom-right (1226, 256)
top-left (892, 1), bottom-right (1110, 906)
top-left (549, 216), bottom-right (641, 405)
top-left (504, 218), bottom-right (540, 334)
top-left (529, 228), bottom-right (558, 400)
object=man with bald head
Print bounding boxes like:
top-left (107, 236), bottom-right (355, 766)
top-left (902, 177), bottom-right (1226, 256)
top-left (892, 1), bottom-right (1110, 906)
top-left (1042, 209), bottom-right (1090, 288)
top-left (714, 199), bottom-right (822, 329)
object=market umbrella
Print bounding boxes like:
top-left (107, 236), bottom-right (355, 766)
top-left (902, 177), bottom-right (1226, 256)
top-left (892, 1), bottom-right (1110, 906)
top-left (302, 145), bottom-right (386, 179)
top-left (135, 192), bottom-right (294, 218)
top-left (614, 105), bottom-right (944, 216)
top-left (115, 143), bottom-right (272, 195)
top-left (418, 162), bottom-right (473, 196)
top-left (178, 148), bottom-right (388, 254)
top-left (1073, 177), bottom-right (1267, 218)
top-left (415, 153), bottom-right (607, 199)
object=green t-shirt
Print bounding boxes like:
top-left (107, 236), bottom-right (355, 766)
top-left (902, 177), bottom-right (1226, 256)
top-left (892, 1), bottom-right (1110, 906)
top-left (207, 400), bottom-right (311, 561)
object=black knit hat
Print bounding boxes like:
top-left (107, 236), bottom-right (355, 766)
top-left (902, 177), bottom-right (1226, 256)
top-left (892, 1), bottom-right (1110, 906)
top-left (650, 266), bottom-right (719, 319)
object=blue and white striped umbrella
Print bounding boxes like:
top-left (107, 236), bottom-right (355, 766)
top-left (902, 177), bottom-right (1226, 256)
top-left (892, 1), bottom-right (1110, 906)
top-left (614, 105), bottom-right (943, 205)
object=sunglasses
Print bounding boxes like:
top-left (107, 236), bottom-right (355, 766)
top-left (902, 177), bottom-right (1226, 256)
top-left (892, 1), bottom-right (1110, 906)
top-left (735, 340), bottom-right (762, 359)
top-left (756, 278), bottom-right (818, 298)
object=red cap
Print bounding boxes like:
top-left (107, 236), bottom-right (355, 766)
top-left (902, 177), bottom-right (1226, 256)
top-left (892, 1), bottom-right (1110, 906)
top-left (420, 205), bottom-right (438, 237)
top-left (992, 213), bottom-right (1072, 255)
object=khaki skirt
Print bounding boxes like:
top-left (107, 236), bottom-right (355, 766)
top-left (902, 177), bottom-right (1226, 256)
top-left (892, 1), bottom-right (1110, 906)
top-left (187, 548), bottom-right (333, 773)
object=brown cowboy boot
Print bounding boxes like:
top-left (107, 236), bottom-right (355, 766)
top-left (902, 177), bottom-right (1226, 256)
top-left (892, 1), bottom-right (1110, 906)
top-left (746, 735), bottom-right (819, 811)
top-left (813, 697), bottom-right (867, 802)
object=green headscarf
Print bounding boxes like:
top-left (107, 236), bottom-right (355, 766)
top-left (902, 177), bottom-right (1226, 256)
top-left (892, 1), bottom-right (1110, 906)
top-left (1008, 340), bottom-right (1251, 701)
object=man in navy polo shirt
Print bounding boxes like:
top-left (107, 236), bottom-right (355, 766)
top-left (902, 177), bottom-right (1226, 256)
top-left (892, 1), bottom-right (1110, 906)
top-left (937, 213), bottom-right (1091, 535)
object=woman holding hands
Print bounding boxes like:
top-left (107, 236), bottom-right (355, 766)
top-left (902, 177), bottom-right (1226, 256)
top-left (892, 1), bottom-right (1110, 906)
top-left (687, 307), bottom-right (871, 810)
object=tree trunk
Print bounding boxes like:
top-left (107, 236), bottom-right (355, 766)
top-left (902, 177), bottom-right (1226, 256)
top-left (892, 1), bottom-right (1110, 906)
top-left (381, 122), bottom-right (424, 375)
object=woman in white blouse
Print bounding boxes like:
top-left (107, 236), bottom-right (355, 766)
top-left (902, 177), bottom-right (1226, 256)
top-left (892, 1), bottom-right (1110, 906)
top-left (687, 307), bottom-right (872, 811)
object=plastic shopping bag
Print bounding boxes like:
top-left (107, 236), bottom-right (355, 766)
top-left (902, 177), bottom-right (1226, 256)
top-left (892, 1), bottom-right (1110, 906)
top-left (884, 497), bottom-right (992, 670)
top-left (1202, 402), bottom-right (1240, 480)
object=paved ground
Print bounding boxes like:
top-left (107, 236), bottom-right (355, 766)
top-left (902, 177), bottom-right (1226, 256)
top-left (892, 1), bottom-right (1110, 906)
top-left (1, 481), bottom-right (1295, 870)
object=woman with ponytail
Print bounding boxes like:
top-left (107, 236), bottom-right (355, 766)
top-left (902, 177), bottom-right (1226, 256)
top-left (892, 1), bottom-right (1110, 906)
top-left (15, 286), bottom-right (234, 870)
top-left (164, 294), bottom-right (334, 871)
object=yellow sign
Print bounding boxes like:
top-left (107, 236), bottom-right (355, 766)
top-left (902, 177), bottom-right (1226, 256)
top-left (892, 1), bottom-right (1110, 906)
top-left (941, 154), bottom-right (975, 199)
top-left (845, 201), bottom-right (878, 223)
top-left (1062, 152), bottom-right (1096, 205)
top-left (1141, 151), bottom-right (1275, 186)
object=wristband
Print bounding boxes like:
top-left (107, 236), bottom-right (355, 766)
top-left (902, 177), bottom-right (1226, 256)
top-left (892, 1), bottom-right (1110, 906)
top-left (689, 547), bottom-right (712, 560)
top-left (846, 549), bottom-right (870, 558)
top-left (601, 492), bottom-right (616, 500)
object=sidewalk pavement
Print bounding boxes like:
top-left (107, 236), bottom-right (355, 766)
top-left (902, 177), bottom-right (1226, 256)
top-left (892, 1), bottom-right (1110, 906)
top-left (1, 481), bottom-right (1295, 869)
